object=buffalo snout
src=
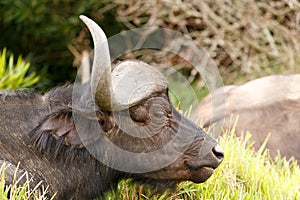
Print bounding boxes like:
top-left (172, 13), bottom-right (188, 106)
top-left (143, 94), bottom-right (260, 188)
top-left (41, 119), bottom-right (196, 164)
top-left (173, 110), bottom-right (224, 183)
top-left (185, 143), bottom-right (224, 169)
top-left (182, 142), bottom-right (224, 183)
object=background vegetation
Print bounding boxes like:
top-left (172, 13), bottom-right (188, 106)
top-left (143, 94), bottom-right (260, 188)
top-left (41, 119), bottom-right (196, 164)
top-left (0, 0), bottom-right (123, 89)
top-left (110, 0), bottom-right (300, 82)
top-left (1, 0), bottom-right (299, 91)
top-left (0, 48), bottom-right (39, 90)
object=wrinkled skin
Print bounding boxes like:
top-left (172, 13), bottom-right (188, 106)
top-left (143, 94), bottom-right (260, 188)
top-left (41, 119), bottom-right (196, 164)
top-left (0, 84), bottom-right (223, 199)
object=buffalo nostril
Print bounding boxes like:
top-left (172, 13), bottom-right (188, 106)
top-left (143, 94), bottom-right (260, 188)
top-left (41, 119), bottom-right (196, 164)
top-left (212, 144), bottom-right (224, 161)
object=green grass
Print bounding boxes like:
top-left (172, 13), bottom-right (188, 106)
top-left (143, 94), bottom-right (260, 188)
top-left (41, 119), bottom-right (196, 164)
top-left (0, 163), bottom-right (54, 200)
top-left (0, 48), bottom-right (40, 90)
top-left (1, 130), bottom-right (299, 200)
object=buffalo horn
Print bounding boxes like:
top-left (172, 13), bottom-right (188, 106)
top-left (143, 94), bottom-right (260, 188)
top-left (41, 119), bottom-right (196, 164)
top-left (79, 15), bottom-right (113, 110)
top-left (80, 15), bottom-right (168, 111)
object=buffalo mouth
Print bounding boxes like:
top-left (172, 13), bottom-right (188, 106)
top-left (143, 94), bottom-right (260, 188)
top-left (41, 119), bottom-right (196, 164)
top-left (184, 155), bottom-right (223, 183)
top-left (131, 167), bottom-right (215, 195)
top-left (136, 161), bottom-right (217, 185)
top-left (185, 164), bottom-right (215, 183)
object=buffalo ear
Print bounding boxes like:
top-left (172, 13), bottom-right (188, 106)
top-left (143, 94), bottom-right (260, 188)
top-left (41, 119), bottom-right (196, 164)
top-left (40, 111), bottom-right (83, 147)
top-left (30, 110), bottom-right (85, 159)
top-left (31, 108), bottom-right (107, 162)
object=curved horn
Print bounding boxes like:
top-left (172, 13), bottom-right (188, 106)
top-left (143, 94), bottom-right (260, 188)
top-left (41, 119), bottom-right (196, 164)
top-left (80, 15), bottom-right (168, 111)
top-left (79, 15), bottom-right (112, 110)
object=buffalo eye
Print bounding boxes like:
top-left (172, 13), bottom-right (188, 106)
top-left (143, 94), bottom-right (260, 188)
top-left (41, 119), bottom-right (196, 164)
top-left (149, 104), bottom-right (169, 121)
top-left (152, 110), bottom-right (167, 120)
top-left (129, 105), bottom-right (149, 123)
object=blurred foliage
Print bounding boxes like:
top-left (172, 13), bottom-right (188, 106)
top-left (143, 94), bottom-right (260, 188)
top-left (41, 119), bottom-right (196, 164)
top-left (109, 0), bottom-right (300, 79)
top-left (0, 0), bottom-right (122, 90)
top-left (167, 74), bottom-right (209, 112)
top-left (1, 0), bottom-right (299, 105)
top-left (0, 48), bottom-right (39, 90)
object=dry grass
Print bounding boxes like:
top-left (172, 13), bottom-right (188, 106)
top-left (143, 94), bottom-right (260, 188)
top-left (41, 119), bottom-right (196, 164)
top-left (101, 0), bottom-right (300, 84)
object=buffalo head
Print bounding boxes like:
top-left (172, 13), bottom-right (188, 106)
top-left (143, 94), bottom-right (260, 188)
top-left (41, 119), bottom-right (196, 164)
top-left (67, 15), bottom-right (225, 185)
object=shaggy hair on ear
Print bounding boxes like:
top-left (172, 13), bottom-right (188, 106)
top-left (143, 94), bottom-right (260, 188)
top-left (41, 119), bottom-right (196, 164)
top-left (29, 109), bottom-right (100, 165)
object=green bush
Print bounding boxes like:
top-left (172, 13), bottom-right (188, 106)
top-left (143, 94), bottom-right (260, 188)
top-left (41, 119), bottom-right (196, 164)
top-left (0, 0), bottom-right (122, 89)
top-left (0, 48), bottom-right (40, 90)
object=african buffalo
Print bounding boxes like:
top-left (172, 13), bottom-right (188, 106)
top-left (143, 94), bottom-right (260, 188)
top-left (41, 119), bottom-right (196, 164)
top-left (0, 16), bottom-right (224, 199)
top-left (191, 74), bottom-right (300, 162)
